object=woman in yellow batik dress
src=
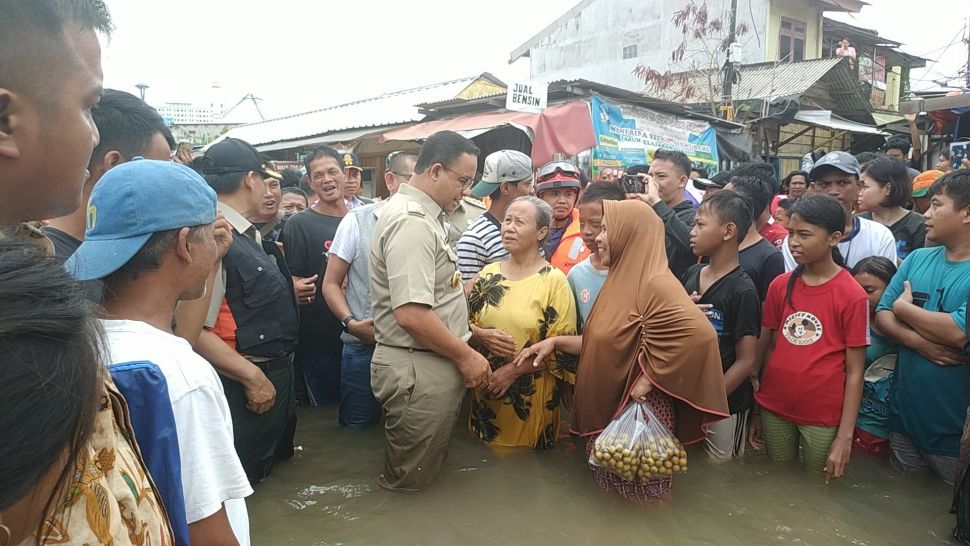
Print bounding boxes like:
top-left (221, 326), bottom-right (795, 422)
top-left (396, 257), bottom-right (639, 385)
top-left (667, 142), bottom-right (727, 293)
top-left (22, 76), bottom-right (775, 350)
top-left (468, 196), bottom-right (577, 449)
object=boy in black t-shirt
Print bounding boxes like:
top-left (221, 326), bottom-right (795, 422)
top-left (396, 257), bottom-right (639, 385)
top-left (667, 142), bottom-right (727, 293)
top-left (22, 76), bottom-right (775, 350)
top-left (724, 175), bottom-right (785, 301)
top-left (683, 190), bottom-right (762, 460)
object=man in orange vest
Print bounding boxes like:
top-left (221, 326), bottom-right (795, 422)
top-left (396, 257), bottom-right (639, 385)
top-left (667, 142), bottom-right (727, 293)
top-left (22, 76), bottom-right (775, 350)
top-left (535, 160), bottom-right (589, 275)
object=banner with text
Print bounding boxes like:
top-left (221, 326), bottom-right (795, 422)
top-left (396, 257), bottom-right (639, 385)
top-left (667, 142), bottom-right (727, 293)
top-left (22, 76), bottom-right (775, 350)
top-left (590, 94), bottom-right (719, 176)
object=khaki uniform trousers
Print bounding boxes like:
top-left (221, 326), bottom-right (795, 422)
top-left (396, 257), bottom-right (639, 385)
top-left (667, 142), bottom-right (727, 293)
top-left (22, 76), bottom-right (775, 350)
top-left (371, 344), bottom-right (466, 491)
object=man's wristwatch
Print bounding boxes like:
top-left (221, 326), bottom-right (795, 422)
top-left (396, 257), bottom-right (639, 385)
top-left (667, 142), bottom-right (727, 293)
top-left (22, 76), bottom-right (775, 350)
top-left (340, 316), bottom-right (354, 332)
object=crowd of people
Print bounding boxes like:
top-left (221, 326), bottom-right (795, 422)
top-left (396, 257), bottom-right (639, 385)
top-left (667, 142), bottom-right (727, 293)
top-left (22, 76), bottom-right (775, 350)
top-left (6, 1), bottom-right (970, 545)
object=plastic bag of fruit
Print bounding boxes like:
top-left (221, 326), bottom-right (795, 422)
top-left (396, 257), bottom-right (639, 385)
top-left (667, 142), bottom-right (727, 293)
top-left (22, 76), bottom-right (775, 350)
top-left (588, 401), bottom-right (688, 483)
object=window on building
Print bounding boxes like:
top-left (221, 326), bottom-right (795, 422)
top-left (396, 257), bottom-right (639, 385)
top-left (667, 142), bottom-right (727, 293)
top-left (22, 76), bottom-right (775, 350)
top-left (779, 17), bottom-right (806, 62)
top-left (622, 45), bottom-right (638, 60)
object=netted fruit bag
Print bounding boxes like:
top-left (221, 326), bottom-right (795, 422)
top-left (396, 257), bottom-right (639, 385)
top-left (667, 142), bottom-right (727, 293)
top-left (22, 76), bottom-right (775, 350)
top-left (589, 401), bottom-right (688, 483)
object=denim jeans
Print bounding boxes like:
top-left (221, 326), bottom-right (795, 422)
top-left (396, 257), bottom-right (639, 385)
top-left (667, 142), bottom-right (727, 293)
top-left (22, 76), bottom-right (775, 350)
top-left (340, 343), bottom-right (381, 428)
top-left (302, 351), bottom-right (341, 407)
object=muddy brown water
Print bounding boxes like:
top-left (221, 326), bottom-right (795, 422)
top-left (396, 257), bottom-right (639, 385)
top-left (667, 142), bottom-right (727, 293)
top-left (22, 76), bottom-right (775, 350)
top-left (248, 406), bottom-right (957, 545)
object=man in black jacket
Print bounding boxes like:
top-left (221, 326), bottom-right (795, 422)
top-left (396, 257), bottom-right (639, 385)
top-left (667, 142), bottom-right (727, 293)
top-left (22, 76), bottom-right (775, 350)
top-left (633, 149), bottom-right (697, 278)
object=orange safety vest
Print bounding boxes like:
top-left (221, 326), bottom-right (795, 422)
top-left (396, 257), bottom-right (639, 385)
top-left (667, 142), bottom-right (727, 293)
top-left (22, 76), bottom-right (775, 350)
top-left (549, 208), bottom-right (590, 275)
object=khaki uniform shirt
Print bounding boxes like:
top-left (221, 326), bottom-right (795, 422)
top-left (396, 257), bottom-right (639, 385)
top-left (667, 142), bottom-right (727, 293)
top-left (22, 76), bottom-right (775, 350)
top-left (446, 196), bottom-right (486, 248)
top-left (205, 203), bottom-right (261, 328)
top-left (369, 183), bottom-right (471, 349)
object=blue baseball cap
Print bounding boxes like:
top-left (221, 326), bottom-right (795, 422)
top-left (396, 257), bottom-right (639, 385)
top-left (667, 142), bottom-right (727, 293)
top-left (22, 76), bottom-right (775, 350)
top-left (66, 158), bottom-right (218, 281)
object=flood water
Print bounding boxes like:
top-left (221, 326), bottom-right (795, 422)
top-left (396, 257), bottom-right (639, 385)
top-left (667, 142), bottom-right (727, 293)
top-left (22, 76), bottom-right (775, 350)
top-left (249, 405), bottom-right (959, 545)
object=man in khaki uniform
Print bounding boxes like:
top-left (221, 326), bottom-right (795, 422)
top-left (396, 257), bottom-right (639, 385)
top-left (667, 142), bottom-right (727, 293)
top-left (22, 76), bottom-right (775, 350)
top-left (446, 193), bottom-right (487, 248)
top-left (369, 131), bottom-right (491, 491)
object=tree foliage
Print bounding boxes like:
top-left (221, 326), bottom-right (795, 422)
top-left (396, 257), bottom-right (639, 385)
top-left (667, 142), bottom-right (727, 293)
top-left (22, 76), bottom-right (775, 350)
top-left (632, 0), bottom-right (748, 115)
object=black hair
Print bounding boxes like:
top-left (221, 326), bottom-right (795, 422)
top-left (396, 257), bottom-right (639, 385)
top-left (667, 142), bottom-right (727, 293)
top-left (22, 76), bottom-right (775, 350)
top-left (692, 167), bottom-right (710, 179)
top-left (88, 89), bottom-right (171, 167)
top-left (851, 256), bottom-right (897, 287)
top-left (698, 189), bottom-right (753, 243)
top-left (730, 161), bottom-right (779, 194)
top-left (104, 225), bottom-right (209, 284)
top-left (413, 131), bottom-right (481, 175)
top-left (784, 195), bottom-right (847, 307)
top-left (776, 198), bottom-right (794, 212)
top-left (935, 169), bottom-right (970, 210)
top-left (282, 186), bottom-right (308, 201)
top-left (203, 169), bottom-right (247, 195)
top-left (854, 151), bottom-right (887, 169)
top-left (782, 170), bottom-right (808, 189)
top-left (940, 149), bottom-right (952, 161)
top-left (0, 239), bottom-right (102, 539)
top-left (626, 164), bottom-right (650, 177)
top-left (651, 150), bottom-right (692, 178)
top-left (861, 156), bottom-right (911, 208)
top-left (279, 167), bottom-right (303, 189)
top-left (303, 145), bottom-right (342, 174)
top-left (710, 170), bottom-right (732, 187)
top-left (885, 136), bottom-right (912, 156)
top-left (0, 0), bottom-right (113, 97)
top-left (726, 175), bottom-right (771, 217)
top-left (578, 181), bottom-right (627, 205)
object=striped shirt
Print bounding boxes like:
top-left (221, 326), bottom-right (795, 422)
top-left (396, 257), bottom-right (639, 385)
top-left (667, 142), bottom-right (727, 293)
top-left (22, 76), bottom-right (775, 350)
top-left (457, 212), bottom-right (507, 281)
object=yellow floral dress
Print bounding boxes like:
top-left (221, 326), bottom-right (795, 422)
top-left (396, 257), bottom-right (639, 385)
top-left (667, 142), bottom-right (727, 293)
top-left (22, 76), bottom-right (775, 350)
top-left (468, 262), bottom-right (578, 449)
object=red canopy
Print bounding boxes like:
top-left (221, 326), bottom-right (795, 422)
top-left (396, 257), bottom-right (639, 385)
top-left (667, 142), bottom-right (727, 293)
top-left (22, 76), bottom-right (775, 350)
top-left (379, 100), bottom-right (595, 166)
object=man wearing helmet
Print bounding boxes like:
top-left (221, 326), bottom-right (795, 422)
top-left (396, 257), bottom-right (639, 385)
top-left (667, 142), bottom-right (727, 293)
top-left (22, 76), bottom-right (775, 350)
top-left (535, 160), bottom-right (589, 275)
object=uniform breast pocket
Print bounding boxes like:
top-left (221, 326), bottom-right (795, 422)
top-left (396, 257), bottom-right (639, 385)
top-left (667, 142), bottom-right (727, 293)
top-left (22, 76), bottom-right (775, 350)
top-left (239, 264), bottom-right (284, 309)
top-left (442, 244), bottom-right (461, 289)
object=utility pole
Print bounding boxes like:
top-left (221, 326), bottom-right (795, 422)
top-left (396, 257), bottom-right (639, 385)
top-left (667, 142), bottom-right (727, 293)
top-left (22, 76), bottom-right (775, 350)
top-left (721, 0), bottom-right (738, 121)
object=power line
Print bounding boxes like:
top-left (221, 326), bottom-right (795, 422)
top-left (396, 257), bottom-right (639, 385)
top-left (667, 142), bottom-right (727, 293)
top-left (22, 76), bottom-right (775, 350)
top-left (916, 23), bottom-right (967, 56)
top-left (918, 23), bottom-right (967, 75)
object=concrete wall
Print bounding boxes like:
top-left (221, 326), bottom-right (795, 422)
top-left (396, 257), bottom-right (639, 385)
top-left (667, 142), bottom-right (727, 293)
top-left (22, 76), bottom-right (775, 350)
top-left (527, 0), bottom-right (770, 92)
top-left (169, 123), bottom-right (238, 146)
top-left (764, 0), bottom-right (823, 62)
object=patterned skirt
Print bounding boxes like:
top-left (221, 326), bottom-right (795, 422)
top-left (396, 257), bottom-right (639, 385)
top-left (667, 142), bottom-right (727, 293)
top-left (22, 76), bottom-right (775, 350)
top-left (585, 390), bottom-right (675, 503)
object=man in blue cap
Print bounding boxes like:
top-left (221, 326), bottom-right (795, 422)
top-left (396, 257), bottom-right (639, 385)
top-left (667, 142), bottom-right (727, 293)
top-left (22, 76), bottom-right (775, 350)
top-left (67, 159), bottom-right (253, 545)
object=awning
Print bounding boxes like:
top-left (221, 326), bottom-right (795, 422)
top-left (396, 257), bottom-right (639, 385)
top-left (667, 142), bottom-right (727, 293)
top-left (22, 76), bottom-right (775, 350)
top-left (380, 100), bottom-right (596, 166)
top-left (793, 110), bottom-right (887, 135)
top-left (871, 112), bottom-right (905, 127)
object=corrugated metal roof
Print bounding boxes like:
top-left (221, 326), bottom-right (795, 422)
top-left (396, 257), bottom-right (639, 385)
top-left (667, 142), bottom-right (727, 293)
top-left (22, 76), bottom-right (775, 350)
top-left (647, 57), bottom-right (845, 103)
top-left (645, 57), bottom-right (875, 123)
top-left (217, 75), bottom-right (504, 148)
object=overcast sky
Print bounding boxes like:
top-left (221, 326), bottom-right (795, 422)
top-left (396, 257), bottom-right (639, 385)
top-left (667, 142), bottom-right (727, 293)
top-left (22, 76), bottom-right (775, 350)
top-left (100, 0), bottom-right (968, 121)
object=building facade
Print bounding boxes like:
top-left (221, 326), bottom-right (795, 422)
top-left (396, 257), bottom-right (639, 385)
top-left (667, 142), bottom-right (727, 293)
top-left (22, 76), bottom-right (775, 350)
top-left (510, 0), bottom-right (863, 93)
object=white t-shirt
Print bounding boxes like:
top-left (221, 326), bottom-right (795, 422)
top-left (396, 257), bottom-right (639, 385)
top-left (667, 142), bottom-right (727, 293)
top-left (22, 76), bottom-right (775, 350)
top-left (102, 319), bottom-right (253, 545)
top-left (330, 210), bottom-right (362, 264)
top-left (781, 215), bottom-right (897, 271)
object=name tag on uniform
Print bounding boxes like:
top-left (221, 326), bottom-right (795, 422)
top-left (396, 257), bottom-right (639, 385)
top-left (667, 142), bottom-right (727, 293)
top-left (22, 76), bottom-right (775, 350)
top-left (452, 271), bottom-right (461, 289)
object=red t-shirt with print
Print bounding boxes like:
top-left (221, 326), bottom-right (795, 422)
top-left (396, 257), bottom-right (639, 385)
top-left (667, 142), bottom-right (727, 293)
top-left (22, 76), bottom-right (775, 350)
top-left (759, 221), bottom-right (788, 249)
top-left (755, 269), bottom-right (870, 427)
